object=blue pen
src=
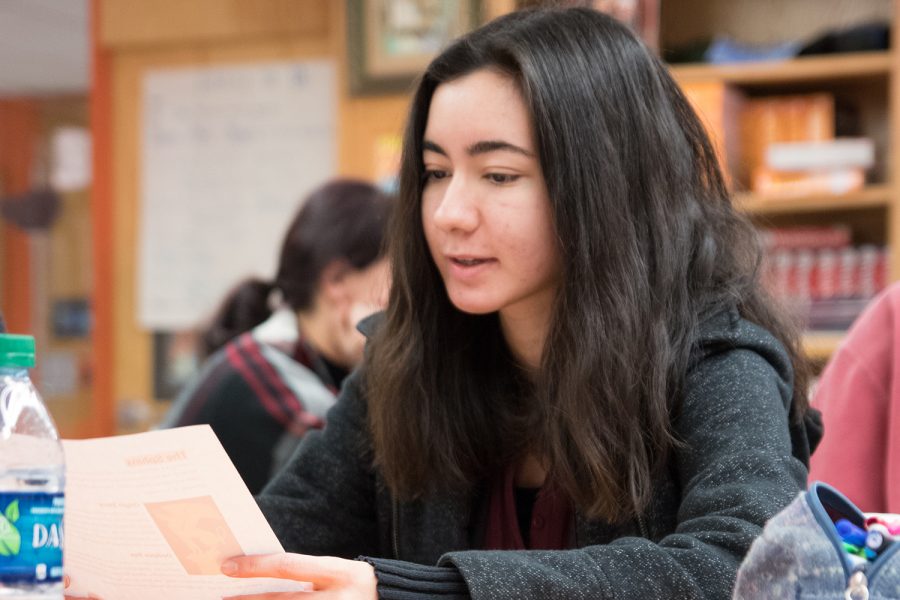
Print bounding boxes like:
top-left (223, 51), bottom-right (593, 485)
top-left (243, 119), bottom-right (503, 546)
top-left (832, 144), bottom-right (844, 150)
top-left (836, 519), bottom-right (868, 548)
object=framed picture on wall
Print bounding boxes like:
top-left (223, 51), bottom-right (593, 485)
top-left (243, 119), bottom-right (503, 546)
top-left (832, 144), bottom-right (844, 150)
top-left (347, 0), bottom-right (482, 96)
top-left (541, 0), bottom-right (659, 52)
top-left (595, 0), bottom-right (659, 51)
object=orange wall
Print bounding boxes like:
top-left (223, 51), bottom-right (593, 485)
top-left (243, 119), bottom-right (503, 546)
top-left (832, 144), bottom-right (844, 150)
top-left (0, 100), bottom-right (38, 335)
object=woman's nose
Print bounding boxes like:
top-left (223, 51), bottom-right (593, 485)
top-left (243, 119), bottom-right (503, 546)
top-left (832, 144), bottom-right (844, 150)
top-left (431, 176), bottom-right (478, 233)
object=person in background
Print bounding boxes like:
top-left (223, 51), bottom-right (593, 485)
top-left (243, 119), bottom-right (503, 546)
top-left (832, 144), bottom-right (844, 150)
top-left (160, 179), bottom-right (392, 494)
top-left (220, 7), bottom-right (819, 599)
top-left (809, 282), bottom-right (900, 512)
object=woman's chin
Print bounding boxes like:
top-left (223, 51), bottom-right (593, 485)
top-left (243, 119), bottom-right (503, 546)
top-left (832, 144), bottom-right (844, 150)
top-left (447, 296), bottom-right (499, 315)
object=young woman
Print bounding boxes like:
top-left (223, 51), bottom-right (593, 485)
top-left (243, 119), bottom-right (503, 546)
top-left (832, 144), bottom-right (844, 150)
top-left (160, 179), bottom-right (392, 494)
top-left (223, 7), bottom-right (818, 598)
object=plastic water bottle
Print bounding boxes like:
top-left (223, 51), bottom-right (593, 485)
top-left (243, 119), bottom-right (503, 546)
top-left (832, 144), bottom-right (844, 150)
top-left (0, 335), bottom-right (64, 598)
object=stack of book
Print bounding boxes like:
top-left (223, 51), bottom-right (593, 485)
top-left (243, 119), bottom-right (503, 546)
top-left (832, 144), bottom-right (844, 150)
top-left (740, 93), bottom-right (874, 197)
top-left (761, 226), bottom-right (888, 330)
top-left (742, 92), bottom-right (835, 189)
top-left (754, 137), bottom-right (873, 197)
top-left (681, 87), bottom-right (877, 196)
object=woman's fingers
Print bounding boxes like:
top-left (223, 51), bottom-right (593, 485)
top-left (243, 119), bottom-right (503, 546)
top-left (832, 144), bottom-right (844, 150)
top-left (224, 593), bottom-right (358, 600)
top-left (222, 553), bottom-right (373, 589)
top-left (222, 594), bottom-right (304, 600)
top-left (223, 552), bottom-right (330, 585)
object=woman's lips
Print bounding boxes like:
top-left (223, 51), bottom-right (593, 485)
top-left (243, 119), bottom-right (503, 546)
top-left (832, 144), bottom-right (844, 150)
top-left (446, 255), bottom-right (497, 280)
top-left (451, 257), bottom-right (491, 266)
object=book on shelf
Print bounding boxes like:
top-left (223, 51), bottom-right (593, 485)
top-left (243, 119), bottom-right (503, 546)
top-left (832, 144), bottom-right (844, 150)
top-left (764, 138), bottom-right (874, 172)
top-left (767, 246), bottom-right (886, 301)
top-left (761, 226), bottom-right (887, 331)
top-left (741, 93), bottom-right (835, 185)
top-left (803, 297), bottom-right (876, 331)
top-left (751, 166), bottom-right (865, 197)
top-left (680, 80), bottom-right (743, 186)
top-left (759, 225), bottom-right (851, 250)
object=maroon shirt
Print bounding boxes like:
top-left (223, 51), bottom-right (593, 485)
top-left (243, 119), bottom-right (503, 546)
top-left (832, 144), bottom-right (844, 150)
top-left (482, 465), bottom-right (574, 550)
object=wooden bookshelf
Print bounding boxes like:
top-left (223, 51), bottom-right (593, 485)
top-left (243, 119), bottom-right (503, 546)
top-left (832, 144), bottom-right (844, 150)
top-left (657, 1), bottom-right (899, 368)
top-left (802, 331), bottom-right (845, 362)
top-left (670, 52), bottom-right (893, 86)
top-left (733, 185), bottom-right (892, 215)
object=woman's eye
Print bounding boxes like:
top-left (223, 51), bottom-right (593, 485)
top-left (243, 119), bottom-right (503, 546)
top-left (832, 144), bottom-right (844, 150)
top-left (423, 169), bottom-right (449, 182)
top-left (486, 173), bottom-right (519, 184)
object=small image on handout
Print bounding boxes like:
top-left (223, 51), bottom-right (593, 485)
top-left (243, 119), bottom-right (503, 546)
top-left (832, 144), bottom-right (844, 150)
top-left (145, 495), bottom-right (243, 575)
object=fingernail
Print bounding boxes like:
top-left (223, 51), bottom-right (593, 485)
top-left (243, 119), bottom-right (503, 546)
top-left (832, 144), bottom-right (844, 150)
top-left (221, 560), bottom-right (237, 575)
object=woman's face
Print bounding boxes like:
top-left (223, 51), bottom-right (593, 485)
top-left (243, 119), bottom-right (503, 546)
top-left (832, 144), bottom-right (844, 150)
top-left (336, 257), bottom-right (391, 366)
top-left (421, 69), bottom-right (561, 326)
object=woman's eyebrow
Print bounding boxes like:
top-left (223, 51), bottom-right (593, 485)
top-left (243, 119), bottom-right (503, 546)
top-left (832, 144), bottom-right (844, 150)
top-left (422, 139), bottom-right (534, 157)
top-left (467, 140), bottom-right (534, 157)
top-left (423, 140), bottom-right (447, 156)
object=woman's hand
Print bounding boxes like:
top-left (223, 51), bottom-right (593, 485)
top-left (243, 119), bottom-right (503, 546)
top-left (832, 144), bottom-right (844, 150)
top-left (221, 552), bottom-right (378, 599)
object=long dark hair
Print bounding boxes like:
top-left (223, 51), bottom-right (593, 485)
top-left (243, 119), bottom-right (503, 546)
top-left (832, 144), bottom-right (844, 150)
top-left (200, 179), bottom-right (392, 357)
top-left (367, 7), bottom-right (809, 522)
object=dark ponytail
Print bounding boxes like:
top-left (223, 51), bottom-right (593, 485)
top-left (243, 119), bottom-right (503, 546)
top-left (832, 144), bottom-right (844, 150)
top-left (199, 178), bottom-right (392, 358)
top-left (199, 278), bottom-right (275, 358)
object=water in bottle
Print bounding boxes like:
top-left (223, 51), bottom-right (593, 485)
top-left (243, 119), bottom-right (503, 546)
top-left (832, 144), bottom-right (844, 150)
top-left (0, 335), bottom-right (64, 598)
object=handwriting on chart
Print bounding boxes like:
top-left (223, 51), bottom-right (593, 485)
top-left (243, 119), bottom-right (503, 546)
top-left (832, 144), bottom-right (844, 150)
top-left (139, 60), bottom-right (336, 330)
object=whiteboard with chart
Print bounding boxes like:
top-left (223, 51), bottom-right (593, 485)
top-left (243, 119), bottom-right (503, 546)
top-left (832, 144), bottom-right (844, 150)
top-left (138, 60), bottom-right (336, 330)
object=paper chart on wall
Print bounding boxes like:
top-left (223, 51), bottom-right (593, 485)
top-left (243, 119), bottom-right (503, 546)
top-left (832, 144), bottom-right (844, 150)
top-left (139, 60), bottom-right (336, 330)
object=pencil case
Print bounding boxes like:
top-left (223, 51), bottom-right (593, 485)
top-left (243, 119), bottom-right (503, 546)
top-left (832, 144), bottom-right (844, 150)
top-left (733, 481), bottom-right (900, 599)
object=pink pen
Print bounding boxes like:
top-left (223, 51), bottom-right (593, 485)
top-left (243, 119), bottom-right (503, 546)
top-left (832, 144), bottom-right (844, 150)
top-left (865, 515), bottom-right (900, 536)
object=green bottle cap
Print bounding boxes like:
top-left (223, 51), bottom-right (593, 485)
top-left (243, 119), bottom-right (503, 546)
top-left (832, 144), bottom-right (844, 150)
top-left (0, 334), bottom-right (35, 368)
